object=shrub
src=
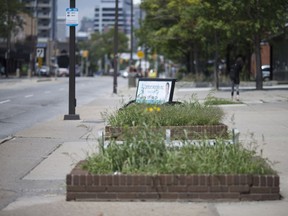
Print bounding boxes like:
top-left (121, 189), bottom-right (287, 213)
top-left (83, 127), bottom-right (276, 175)
top-left (102, 98), bottom-right (225, 127)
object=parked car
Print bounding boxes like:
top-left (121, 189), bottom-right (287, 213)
top-left (58, 68), bottom-right (69, 77)
top-left (37, 66), bottom-right (50, 77)
top-left (261, 65), bottom-right (271, 81)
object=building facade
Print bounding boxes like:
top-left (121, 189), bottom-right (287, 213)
top-left (93, 0), bottom-right (132, 35)
top-left (23, 0), bottom-right (57, 40)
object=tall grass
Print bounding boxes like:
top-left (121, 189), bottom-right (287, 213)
top-left (102, 98), bottom-right (225, 127)
top-left (83, 126), bottom-right (276, 175)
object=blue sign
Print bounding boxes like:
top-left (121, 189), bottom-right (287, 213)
top-left (66, 8), bottom-right (79, 26)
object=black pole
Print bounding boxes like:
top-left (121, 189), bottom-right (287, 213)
top-left (64, 0), bottom-right (80, 120)
top-left (113, 0), bottom-right (119, 94)
top-left (130, 0), bottom-right (133, 66)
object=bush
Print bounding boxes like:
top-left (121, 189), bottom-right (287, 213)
top-left (83, 127), bottom-right (276, 175)
top-left (102, 98), bottom-right (225, 127)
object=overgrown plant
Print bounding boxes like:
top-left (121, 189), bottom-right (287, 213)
top-left (83, 126), bottom-right (276, 175)
top-left (101, 97), bottom-right (225, 127)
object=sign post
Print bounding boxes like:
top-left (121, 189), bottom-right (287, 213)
top-left (64, 0), bottom-right (80, 120)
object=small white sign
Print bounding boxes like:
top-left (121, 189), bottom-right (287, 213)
top-left (36, 48), bottom-right (44, 58)
top-left (66, 8), bottom-right (79, 26)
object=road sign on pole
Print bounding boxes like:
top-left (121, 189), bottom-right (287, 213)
top-left (36, 48), bottom-right (44, 58)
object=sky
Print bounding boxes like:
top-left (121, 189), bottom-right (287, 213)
top-left (58, 0), bottom-right (141, 20)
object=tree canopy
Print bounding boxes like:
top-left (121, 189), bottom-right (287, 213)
top-left (0, 0), bottom-right (27, 39)
top-left (137, 0), bottom-right (288, 88)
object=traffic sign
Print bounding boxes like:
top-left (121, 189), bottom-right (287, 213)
top-left (137, 50), bottom-right (144, 59)
top-left (36, 48), bottom-right (44, 58)
top-left (66, 8), bottom-right (79, 26)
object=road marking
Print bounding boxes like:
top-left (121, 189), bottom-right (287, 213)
top-left (44, 91), bottom-right (51, 94)
top-left (25, 94), bottom-right (34, 98)
top-left (0, 99), bottom-right (11, 104)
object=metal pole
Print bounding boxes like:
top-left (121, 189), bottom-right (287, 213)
top-left (130, 0), bottom-right (133, 67)
top-left (113, 0), bottom-right (119, 94)
top-left (64, 0), bottom-right (80, 120)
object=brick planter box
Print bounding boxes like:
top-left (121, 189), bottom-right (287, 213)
top-left (104, 124), bottom-right (228, 141)
top-left (66, 161), bottom-right (280, 202)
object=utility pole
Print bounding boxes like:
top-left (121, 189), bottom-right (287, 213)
top-left (113, 0), bottom-right (119, 94)
top-left (130, 0), bottom-right (134, 68)
top-left (64, 0), bottom-right (80, 120)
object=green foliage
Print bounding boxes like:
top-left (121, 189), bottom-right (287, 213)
top-left (102, 98), bottom-right (225, 127)
top-left (78, 28), bottom-right (129, 71)
top-left (0, 0), bottom-right (27, 38)
top-left (138, 0), bottom-right (288, 76)
top-left (83, 129), bottom-right (276, 175)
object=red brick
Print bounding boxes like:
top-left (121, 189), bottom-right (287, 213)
top-left (97, 193), bottom-right (117, 200)
top-left (86, 175), bottom-right (93, 185)
top-left (80, 175), bottom-right (86, 185)
top-left (126, 175), bottom-right (133, 185)
top-left (187, 186), bottom-right (209, 192)
top-left (86, 186), bottom-right (106, 192)
top-left (66, 174), bottom-right (72, 185)
top-left (271, 187), bottom-right (280, 193)
top-left (168, 186), bottom-right (188, 192)
top-left (211, 175), bottom-right (226, 185)
top-left (260, 176), bottom-right (267, 186)
top-left (138, 193), bottom-right (159, 200)
top-left (250, 187), bottom-right (271, 193)
top-left (210, 186), bottom-right (229, 193)
top-left (274, 176), bottom-right (280, 187)
top-left (252, 176), bottom-right (260, 186)
top-left (93, 175), bottom-right (100, 186)
top-left (178, 193), bottom-right (199, 200)
top-left (117, 193), bottom-right (138, 200)
top-left (165, 175), bottom-right (174, 185)
top-left (72, 174), bottom-right (80, 185)
top-left (119, 175), bottom-right (126, 185)
top-left (99, 175), bottom-right (107, 185)
top-left (159, 193), bottom-right (179, 200)
top-left (66, 185), bottom-right (86, 192)
top-left (267, 175), bottom-right (273, 186)
top-left (199, 175), bottom-right (209, 186)
top-left (229, 185), bottom-right (250, 193)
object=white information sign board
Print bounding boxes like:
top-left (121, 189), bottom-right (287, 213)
top-left (135, 78), bottom-right (176, 104)
top-left (66, 8), bottom-right (79, 26)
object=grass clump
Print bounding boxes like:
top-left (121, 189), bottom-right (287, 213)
top-left (82, 127), bottom-right (276, 175)
top-left (102, 98), bottom-right (225, 127)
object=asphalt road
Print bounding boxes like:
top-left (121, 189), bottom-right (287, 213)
top-left (0, 76), bottom-right (127, 140)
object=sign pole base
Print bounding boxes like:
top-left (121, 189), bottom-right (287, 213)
top-left (64, 114), bottom-right (80, 120)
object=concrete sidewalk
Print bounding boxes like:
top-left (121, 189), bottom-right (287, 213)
top-left (1, 82), bottom-right (288, 216)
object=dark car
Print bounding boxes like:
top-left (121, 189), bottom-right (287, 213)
top-left (261, 65), bottom-right (271, 81)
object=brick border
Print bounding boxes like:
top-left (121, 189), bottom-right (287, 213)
top-left (66, 161), bottom-right (280, 201)
top-left (105, 124), bottom-right (228, 141)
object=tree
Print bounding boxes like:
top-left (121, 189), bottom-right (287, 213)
top-left (138, 0), bottom-right (288, 88)
top-left (0, 0), bottom-right (27, 75)
top-left (79, 29), bottom-right (129, 73)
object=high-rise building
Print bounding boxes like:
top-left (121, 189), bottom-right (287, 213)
top-left (22, 0), bottom-right (57, 41)
top-left (93, 0), bottom-right (132, 35)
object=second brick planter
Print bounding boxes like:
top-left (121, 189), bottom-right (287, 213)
top-left (104, 124), bottom-right (228, 141)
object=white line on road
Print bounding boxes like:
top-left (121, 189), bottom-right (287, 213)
top-left (44, 91), bottom-right (51, 94)
top-left (25, 94), bottom-right (34, 98)
top-left (0, 99), bottom-right (11, 104)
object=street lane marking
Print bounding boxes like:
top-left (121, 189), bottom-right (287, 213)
top-left (25, 94), bottom-right (34, 98)
top-left (0, 99), bottom-right (11, 104)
